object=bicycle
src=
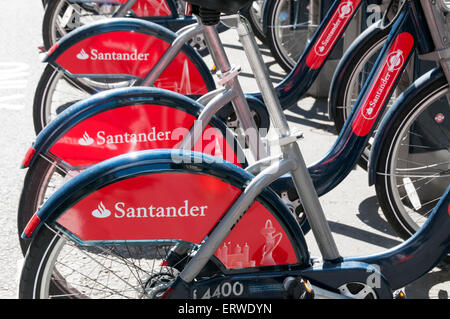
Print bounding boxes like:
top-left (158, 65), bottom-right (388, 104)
top-left (328, 0), bottom-right (449, 242)
top-left (21, 0), bottom-right (448, 255)
top-left (41, 0), bottom-right (267, 52)
top-left (19, 0), bottom-right (450, 299)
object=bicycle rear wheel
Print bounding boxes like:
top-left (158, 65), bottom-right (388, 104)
top-left (19, 225), bottom-right (200, 299)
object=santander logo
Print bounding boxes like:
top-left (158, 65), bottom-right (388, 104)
top-left (352, 32), bottom-right (414, 137)
top-left (91, 200), bottom-right (208, 219)
top-left (77, 128), bottom-right (172, 146)
top-left (76, 49), bottom-right (89, 60)
top-left (435, 113), bottom-right (445, 124)
top-left (361, 50), bottom-right (405, 120)
top-left (338, 1), bottom-right (354, 19)
top-left (307, 0), bottom-right (359, 68)
top-left (75, 48), bottom-right (150, 61)
top-left (91, 202), bottom-right (111, 218)
top-left (78, 131), bottom-right (94, 146)
top-left (387, 50), bottom-right (404, 72)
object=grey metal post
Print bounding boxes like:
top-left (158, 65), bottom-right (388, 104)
top-left (201, 24), bottom-right (268, 161)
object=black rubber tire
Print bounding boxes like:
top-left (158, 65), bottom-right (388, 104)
top-left (244, 1), bottom-right (268, 45)
top-left (265, 0), bottom-right (312, 73)
top-left (19, 225), bottom-right (67, 299)
top-left (374, 74), bottom-right (450, 264)
top-left (32, 64), bottom-right (96, 134)
top-left (17, 156), bottom-right (63, 256)
top-left (42, 0), bottom-right (74, 50)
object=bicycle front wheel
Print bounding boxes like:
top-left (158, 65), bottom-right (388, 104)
top-left (375, 73), bottom-right (450, 260)
top-left (266, 0), bottom-right (316, 72)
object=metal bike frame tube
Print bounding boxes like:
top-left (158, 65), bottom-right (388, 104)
top-left (235, 15), bottom-right (291, 138)
top-left (115, 0), bottom-right (138, 17)
top-left (141, 23), bottom-right (205, 86)
top-left (253, 0), bottom-right (366, 108)
top-left (282, 141), bottom-right (341, 261)
top-left (178, 87), bottom-right (237, 150)
top-left (202, 24), bottom-right (268, 161)
top-left (179, 158), bottom-right (297, 283)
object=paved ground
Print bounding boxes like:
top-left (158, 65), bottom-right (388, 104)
top-left (0, 1), bottom-right (448, 299)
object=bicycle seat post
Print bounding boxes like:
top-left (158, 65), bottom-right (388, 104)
top-left (200, 14), bottom-right (268, 161)
top-left (232, 14), bottom-right (341, 262)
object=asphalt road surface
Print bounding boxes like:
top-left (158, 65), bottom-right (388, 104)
top-left (0, 1), bottom-right (448, 299)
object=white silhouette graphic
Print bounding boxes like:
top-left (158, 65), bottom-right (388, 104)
top-left (339, 1), bottom-right (354, 19)
top-left (217, 219), bottom-right (283, 268)
top-left (91, 202), bottom-right (111, 218)
top-left (76, 49), bottom-right (89, 60)
top-left (179, 59), bottom-right (192, 94)
top-left (260, 219), bottom-right (283, 266)
top-left (387, 50), bottom-right (404, 72)
top-left (78, 131), bottom-right (94, 146)
top-left (136, 0), bottom-right (171, 16)
top-left (217, 242), bottom-right (256, 268)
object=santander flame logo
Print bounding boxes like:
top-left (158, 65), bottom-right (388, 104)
top-left (91, 202), bottom-right (112, 218)
top-left (78, 131), bottom-right (94, 146)
top-left (76, 49), bottom-right (89, 60)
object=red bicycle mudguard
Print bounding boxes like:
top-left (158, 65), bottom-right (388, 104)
top-left (114, 0), bottom-right (172, 17)
top-left (24, 150), bottom-right (309, 270)
top-left (23, 88), bottom-right (245, 169)
top-left (44, 18), bottom-right (215, 95)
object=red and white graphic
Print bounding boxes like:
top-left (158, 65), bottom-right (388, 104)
top-left (91, 202), bottom-right (111, 218)
top-left (217, 243), bottom-right (256, 268)
top-left (216, 219), bottom-right (285, 268)
top-left (435, 113), bottom-right (445, 124)
top-left (215, 213), bottom-right (298, 269)
top-left (76, 49), bottom-right (89, 60)
top-left (49, 104), bottom-right (242, 167)
top-left (78, 131), bottom-right (94, 146)
top-left (306, 0), bottom-right (360, 69)
top-left (352, 32), bottom-right (414, 136)
top-left (53, 31), bottom-right (209, 95)
top-left (114, 0), bottom-right (172, 17)
top-left (55, 173), bottom-right (298, 267)
top-left (260, 220), bottom-right (283, 266)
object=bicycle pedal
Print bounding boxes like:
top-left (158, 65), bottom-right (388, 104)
top-left (283, 276), bottom-right (314, 299)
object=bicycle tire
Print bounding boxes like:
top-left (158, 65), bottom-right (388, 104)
top-left (265, 0), bottom-right (315, 73)
top-left (19, 224), bottom-right (201, 298)
top-left (374, 73), bottom-right (450, 263)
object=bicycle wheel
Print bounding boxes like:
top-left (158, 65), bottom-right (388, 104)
top-left (33, 64), bottom-right (136, 134)
top-left (328, 24), bottom-right (413, 170)
top-left (42, 0), bottom-right (120, 50)
top-left (266, 0), bottom-right (316, 72)
top-left (375, 74), bottom-right (450, 251)
top-left (19, 224), bottom-right (202, 298)
top-left (246, 0), bottom-right (268, 45)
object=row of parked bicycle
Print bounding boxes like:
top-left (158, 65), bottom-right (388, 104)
top-left (16, 0), bottom-right (449, 299)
